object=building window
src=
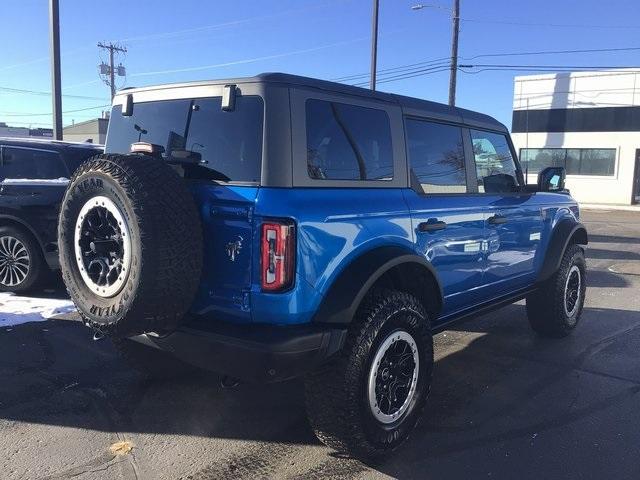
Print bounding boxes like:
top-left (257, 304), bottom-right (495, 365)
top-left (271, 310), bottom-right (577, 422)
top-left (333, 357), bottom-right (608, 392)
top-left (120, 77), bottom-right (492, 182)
top-left (405, 118), bottom-right (467, 193)
top-left (470, 129), bottom-right (519, 193)
top-left (306, 99), bottom-right (393, 181)
top-left (520, 148), bottom-right (616, 176)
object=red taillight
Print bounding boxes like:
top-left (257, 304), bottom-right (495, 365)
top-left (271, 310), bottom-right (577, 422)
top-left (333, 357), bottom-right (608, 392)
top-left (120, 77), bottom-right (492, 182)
top-left (261, 220), bottom-right (295, 292)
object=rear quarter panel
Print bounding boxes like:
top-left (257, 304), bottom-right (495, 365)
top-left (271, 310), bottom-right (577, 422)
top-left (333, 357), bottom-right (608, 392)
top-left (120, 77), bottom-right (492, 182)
top-left (251, 187), bottom-right (414, 325)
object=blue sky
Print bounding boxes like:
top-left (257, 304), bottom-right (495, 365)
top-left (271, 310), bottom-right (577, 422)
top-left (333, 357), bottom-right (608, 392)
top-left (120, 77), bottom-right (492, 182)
top-left (1, 0), bottom-right (639, 129)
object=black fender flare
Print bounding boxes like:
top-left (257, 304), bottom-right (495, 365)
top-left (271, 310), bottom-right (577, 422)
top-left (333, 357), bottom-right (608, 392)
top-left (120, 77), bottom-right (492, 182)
top-left (312, 245), bottom-right (443, 324)
top-left (537, 218), bottom-right (588, 282)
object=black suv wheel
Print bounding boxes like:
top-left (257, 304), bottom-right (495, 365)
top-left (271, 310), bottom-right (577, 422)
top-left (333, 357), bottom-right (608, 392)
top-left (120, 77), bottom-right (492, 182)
top-left (0, 225), bottom-right (45, 293)
top-left (304, 289), bottom-right (433, 458)
top-left (526, 244), bottom-right (586, 337)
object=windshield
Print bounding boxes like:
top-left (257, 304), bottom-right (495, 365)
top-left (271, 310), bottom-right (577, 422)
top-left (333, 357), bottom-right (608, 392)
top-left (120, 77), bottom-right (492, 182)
top-left (106, 96), bottom-right (263, 183)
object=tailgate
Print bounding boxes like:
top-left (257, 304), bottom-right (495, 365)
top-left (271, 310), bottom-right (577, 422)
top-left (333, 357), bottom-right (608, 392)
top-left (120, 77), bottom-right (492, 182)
top-left (188, 183), bottom-right (259, 323)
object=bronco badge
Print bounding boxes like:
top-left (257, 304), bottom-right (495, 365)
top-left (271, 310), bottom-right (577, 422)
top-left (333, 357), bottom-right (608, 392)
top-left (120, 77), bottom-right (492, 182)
top-left (225, 235), bottom-right (243, 262)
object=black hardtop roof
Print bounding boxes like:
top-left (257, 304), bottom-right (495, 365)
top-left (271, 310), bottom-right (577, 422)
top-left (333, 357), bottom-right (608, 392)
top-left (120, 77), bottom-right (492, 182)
top-left (0, 137), bottom-right (104, 151)
top-left (120, 72), bottom-right (507, 132)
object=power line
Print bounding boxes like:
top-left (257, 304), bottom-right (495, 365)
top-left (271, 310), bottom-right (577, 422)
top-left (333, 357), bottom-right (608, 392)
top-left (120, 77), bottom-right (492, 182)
top-left (353, 65), bottom-right (451, 87)
top-left (334, 46), bottom-right (640, 85)
top-left (460, 63), bottom-right (640, 69)
top-left (460, 17), bottom-right (640, 29)
top-left (0, 121), bottom-right (55, 126)
top-left (347, 63), bottom-right (640, 88)
top-left (464, 68), bottom-right (640, 75)
top-left (459, 64), bottom-right (640, 75)
top-left (0, 105), bottom-right (109, 117)
top-left (467, 46), bottom-right (640, 60)
top-left (340, 61), bottom-right (451, 85)
top-left (0, 85), bottom-right (107, 101)
top-left (332, 58), bottom-right (450, 82)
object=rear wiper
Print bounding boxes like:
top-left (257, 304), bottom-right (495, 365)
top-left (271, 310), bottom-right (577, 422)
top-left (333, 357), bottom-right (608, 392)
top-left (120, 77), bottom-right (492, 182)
top-left (182, 163), bottom-right (231, 182)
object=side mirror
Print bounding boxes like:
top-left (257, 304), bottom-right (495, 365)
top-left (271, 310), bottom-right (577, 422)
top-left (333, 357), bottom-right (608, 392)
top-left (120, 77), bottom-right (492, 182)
top-left (537, 166), bottom-right (566, 192)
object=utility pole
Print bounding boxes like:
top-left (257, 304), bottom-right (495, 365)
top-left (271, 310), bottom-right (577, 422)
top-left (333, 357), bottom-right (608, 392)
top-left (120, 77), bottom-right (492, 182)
top-left (49, 0), bottom-right (62, 140)
top-left (412, 1), bottom-right (461, 106)
top-left (370, 0), bottom-right (379, 91)
top-left (449, 0), bottom-right (460, 106)
top-left (97, 42), bottom-right (127, 100)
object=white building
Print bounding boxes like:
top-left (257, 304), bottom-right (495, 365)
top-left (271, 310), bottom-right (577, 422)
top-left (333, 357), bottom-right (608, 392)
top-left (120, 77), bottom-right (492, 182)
top-left (511, 69), bottom-right (640, 205)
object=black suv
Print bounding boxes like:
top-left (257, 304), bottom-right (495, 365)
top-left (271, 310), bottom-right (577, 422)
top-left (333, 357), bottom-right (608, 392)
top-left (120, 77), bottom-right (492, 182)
top-left (0, 138), bottom-right (103, 292)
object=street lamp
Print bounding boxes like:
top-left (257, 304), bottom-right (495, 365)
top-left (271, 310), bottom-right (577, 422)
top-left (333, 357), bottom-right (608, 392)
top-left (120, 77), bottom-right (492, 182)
top-left (412, 1), bottom-right (460, 106)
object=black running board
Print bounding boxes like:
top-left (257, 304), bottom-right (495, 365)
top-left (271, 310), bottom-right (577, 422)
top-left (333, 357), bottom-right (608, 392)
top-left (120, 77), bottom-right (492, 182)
top-left (432, 287), bottom-right (538, 334)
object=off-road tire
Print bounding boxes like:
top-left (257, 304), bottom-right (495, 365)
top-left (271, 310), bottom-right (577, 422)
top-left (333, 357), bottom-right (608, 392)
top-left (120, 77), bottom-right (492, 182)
top-left (58, 154), bottom-right (203, 338)
top-left (112, 338), bottom-right (198, 380)
top-left (0, 225), bottom-right (45, 293)
top-left (304, 289), bottom-right (433, 459)
top-left (527, 244), bottom-right (586, 338)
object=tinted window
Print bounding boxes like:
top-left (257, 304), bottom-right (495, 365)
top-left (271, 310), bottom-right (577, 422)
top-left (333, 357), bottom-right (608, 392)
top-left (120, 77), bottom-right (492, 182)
top-left (512, 106), bottom-right (640, 133)
top-left (306, 99), bottom-right (393, 181)
top-left (470, 130), bottom-right (519, 193)
top-left (64, 148), bottom-right (101, 173)
top-left (520, 148), bottom-right (615, 176)
top-left (406, 119), bottom-right (466, 193)
top-left (0, 147), bottom-right (67, 180)
top-left (107, 96), bottom-right (263, 183)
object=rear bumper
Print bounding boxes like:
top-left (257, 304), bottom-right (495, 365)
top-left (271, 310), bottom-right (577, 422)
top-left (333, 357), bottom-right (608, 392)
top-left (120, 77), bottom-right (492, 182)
top-left (130, 321), bottom-right (347, 383)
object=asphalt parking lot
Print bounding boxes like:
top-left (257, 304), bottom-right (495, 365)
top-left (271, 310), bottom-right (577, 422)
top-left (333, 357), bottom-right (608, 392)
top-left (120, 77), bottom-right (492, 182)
top-left (1, 209), bottom-right (639, 480)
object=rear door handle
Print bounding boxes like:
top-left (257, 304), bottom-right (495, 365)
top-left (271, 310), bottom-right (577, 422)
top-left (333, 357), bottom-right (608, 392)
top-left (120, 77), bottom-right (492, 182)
top-left (418, 221), bottom-right (447, 232)
top-left (488, 214), bottom-right (508, 225)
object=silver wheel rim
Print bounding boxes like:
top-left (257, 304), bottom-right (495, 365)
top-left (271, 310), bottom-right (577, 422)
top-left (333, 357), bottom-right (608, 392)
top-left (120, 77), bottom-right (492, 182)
top-left (0, 235), bottom-right (30, 287)
top-left (74, 196), bottom-right (132, 298)
top-left (367, 330), bottom-right (420, 424)
top-left (564, 265), bottom-right (581, 317)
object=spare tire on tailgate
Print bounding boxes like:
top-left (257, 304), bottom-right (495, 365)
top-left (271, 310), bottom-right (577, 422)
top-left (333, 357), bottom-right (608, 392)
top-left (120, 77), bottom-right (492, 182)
top-left (58, 153), bottom-right (203, 337)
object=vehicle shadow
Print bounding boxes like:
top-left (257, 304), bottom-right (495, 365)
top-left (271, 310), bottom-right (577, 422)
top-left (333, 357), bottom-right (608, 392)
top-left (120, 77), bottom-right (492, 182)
top-left (586, 247), bottom-right (640, 261)
top-left (588, 234), bottom-right (640, 245)
top-left (1, 295), bottom-right (639, 478)
top-left (374, 302), bottom-right (640, 478)
top-left (587, 268), bottom-right (630, 288)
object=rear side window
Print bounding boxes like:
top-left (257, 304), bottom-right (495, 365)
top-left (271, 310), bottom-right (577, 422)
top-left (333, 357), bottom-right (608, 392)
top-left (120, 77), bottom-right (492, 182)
top-left (306, 99), bottom-right (393, 181)
top-left (0, 147), bottom-right (67, 180)
top-left (470, 130), bottom-right (519, 193)
top-left (106, 96), bottom-right (263, 184)
top-left (64, 148), bottom-right (101, 174)
top-left (405, 118), bottom-right (467, 193)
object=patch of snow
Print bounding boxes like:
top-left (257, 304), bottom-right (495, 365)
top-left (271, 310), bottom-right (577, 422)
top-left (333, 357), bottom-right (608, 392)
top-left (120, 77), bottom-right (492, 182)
top-left (1, 177), bottom-right (69, 185)
top-left (0, 292), bottom-right (76, 327)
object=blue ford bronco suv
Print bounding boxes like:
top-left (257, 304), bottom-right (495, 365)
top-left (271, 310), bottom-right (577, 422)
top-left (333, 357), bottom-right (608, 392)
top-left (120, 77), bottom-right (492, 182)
top-left (57, 73), bottom-right (588, 458)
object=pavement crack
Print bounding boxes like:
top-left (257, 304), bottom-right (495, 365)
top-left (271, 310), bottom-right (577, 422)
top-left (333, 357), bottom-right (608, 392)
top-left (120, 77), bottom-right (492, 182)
top-left (37, 453), bottom-right (118, 480)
